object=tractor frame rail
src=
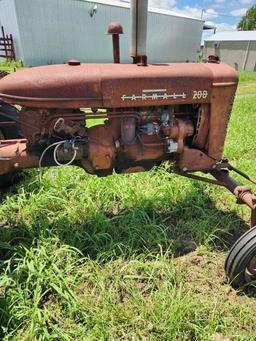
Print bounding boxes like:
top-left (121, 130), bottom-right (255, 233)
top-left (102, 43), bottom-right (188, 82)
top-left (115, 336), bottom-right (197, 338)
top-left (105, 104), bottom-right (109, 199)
top-left (174, 166), bottom-right (256, 228)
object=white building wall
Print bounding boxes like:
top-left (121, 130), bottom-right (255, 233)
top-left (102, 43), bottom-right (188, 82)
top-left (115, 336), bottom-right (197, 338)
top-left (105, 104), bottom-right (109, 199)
top-left (1, 0), bottom-right (203, 66)
top-left (147, 11), bottom-right (202, 63)
top-left (204, 41), bottom-right (256, 71)
top-left (0, 0), bottom-right (24, 60)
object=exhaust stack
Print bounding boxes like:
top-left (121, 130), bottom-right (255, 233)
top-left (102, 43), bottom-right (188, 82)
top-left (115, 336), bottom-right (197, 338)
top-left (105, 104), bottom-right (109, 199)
top-left (130, 0), bottom-right (148, 66)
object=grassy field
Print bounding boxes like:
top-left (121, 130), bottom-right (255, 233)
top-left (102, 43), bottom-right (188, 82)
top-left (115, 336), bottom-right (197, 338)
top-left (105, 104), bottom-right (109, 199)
top-left (0, 65), bottom-right (256, 340)
top-left (237, 71), bottom-right (256, 97)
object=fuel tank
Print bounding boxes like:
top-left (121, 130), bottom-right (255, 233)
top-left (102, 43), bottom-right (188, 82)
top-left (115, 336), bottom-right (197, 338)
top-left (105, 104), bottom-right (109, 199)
top-left (0, 62), bottom-right (238, 109)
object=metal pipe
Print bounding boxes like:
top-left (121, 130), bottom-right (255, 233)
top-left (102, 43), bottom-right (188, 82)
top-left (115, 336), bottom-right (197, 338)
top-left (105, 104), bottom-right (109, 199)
top-left (209, 169), bottom-right (256, 227)
top-left (112, 35), bottom-right (120, 63)
top-left (107, 22), bottom-right (123, 64)
top-left (130, 0), bottom-right (148, 65)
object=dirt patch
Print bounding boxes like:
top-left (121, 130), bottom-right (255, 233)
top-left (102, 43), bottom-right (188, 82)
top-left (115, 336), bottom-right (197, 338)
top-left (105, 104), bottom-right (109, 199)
top-left (176, 250), bottom-right (256, 303)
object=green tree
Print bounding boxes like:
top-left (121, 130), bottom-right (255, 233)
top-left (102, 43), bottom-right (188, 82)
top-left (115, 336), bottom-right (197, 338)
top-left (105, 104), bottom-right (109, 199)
top-left (237, 5), bottom-right (256, 30)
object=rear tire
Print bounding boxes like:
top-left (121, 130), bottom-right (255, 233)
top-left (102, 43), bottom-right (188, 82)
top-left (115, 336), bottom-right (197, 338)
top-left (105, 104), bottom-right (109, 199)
top-left (225, 226), bottom-right (256, 288)
top-left (0, 102), bottom-right (23, 188)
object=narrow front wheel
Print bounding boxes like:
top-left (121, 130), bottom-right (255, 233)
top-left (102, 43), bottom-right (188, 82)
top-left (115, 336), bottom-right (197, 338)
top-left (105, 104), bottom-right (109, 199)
top-left (225, 226), bottom-right (256, 288)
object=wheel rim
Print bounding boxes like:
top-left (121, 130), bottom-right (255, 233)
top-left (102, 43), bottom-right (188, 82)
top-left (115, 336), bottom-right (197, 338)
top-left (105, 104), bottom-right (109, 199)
top-left (245, 256), bottom-right (256, 282)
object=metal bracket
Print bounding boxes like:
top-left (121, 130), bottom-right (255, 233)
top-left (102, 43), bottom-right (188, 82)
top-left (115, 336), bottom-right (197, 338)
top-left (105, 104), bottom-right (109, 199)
top-left (172, 165), bottom-right (256, 228)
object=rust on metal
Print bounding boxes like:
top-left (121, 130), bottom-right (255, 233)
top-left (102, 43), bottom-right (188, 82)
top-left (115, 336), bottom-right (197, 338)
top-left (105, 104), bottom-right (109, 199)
top-left (107, 22), bottom-right (123, 64)
top-left (208, 55), bottom-right (220, 64)
top-left (192, 104), bottom-right (210, 149)
top-left (132, 55), bottom-right (148, 66)
top-left (211, 170), bottom-right (256, 227)
top-left (0, 140), bottom-right (39, 176)
top-left (107, 22), bottom-right (124, 35)
top-left (0, 62), bottom-right (237, 111)
top-left (176, 147), bottom-right (216, 171)
top-left (68, 59), bottom-right (81, 66)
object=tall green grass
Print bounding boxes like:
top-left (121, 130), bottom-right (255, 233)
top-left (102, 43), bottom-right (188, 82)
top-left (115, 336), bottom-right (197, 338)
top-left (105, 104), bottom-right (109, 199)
top-left (238, 71), bottom-right (256, 82)
top-left (237, 71), bottom-right (256, 96)
top-left (0, 94), bottom-right (255, 339)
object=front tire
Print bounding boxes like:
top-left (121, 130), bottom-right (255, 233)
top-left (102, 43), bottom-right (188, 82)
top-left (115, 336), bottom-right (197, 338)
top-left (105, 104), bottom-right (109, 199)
top-left (225, 226), bottom-right (256, 288)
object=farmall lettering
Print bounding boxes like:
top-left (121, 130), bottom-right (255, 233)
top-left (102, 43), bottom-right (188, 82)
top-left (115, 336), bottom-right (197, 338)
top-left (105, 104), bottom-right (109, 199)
top-left (121, 89), bottom-right (187, 101)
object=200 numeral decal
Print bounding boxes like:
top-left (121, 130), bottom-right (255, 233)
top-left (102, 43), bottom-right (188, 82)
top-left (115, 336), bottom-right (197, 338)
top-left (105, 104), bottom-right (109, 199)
top-left (193, 90), bottom-right (208, 99)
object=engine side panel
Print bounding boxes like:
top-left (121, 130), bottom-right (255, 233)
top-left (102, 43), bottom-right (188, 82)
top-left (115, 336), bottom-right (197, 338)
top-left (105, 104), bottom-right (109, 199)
top-left (0, 62), bottom-right (237, 109)
top-left (0, 64), bottom-right (103, 108)
top-left (101, 63), bottom-right (213, 107)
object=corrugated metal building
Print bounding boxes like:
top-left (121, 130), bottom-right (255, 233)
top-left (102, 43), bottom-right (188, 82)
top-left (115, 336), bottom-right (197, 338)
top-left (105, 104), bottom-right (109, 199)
top-left (0, 0), bottom-right (204, 66)
top-left (204, 31), bottom-right (256, 71)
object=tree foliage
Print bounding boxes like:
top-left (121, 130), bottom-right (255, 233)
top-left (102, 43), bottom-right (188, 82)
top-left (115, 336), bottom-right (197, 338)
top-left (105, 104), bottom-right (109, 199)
top-left (237, 5), bottom-right (256, 30)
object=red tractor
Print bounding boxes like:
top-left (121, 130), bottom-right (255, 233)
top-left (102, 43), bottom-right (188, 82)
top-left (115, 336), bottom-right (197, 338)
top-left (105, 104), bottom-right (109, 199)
top-left (0, 0), bottom-right (255, 288)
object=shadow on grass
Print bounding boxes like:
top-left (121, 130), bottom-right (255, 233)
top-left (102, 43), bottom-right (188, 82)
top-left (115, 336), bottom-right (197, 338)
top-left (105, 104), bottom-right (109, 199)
top-left (0, 178), bottom-right (253, 336)
top-left (0, 181), bottom-right (248, 262)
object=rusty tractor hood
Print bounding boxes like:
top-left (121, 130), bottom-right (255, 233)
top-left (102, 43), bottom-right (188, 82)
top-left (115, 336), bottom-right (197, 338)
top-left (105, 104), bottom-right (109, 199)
top-left (0, 62), bottom-right (238, 109)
